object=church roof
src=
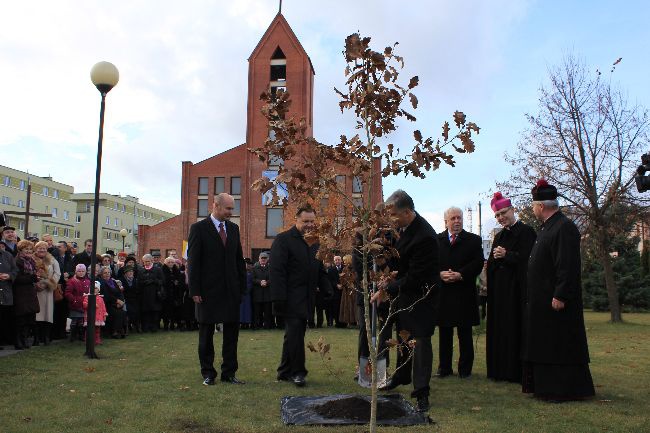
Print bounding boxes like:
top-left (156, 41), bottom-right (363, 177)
top-left (248, 13), bottom-right (315, 74)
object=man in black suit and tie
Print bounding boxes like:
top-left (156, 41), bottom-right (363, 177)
top-left (371, 190), bottom-right (439, 412)
top-left (188, 193), bottom-right (247, 386)
top-left (436, 206), bottom-right (484, 379)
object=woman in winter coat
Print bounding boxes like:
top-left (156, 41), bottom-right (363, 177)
top-left (99, 266), bottom-right (126, 338)
top-left (161, 257), bottom-right (185, 331)
top-left (65, 264), bottom-right (91, 342)
top-left (12, 240), bottom-right (39, 350)
top-left (119, 265), bottom-right (140, 333)
top-left (33, 241), bottom-right (61, 345)
top-left (137, 254), bottom-right (164, 332)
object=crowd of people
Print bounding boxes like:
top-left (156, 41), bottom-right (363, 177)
top-left (0, 231), bottom-right (198, 350)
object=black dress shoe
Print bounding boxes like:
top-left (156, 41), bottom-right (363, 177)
top-left (379, 376), bottom-right (410, 391)
top-left (292, 375), bottom-right (306, 387)
top-left (221, 376), bottom-right (246, 385)
top-left (458, 372), bottom-right (472, 379)
top-left (202, 377), bottom-right (216, 386)
top-left (416, 396), bottom-right (430, 412)
top-left (276, 374), bottom-right (290, 382)
top-left (436, 368), bottom-right (453, 378)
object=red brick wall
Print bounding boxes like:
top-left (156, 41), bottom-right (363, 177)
top-left (137, 214), bottom-right (182, 259)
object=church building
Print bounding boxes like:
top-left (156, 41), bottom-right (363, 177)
top-left (137, 12), bottom-right (383, 261)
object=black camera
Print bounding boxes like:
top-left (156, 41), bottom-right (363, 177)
top-left (635, 153), bottom-right (650, 193)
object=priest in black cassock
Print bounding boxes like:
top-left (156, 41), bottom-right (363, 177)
top-left (522, 179), bottom-right (595, 401)
top-left (486, 192), bottom-right (536, 383)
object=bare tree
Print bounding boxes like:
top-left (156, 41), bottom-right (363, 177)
top-left (499, 55), bottom-right (649, 323)
top-left (251, 34), bottom-right (479, 431)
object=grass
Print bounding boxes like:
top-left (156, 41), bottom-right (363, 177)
top-left (0, 312), bottom-right (649, 433)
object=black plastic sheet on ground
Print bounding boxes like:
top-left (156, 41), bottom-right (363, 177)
top-left (280, 394), bottom-right (432, 426)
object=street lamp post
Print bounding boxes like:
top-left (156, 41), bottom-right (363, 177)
top-left (86, 61), bottom-right (119, 359)
top-left (120, 228), bottom-right (128, 253)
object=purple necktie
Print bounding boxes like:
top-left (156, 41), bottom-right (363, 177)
top-left (219, 223), bottom-right (227, 246)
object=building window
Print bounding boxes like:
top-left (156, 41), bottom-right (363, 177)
top-left (52, 208), bottom-right (58, 218)
top-left (64, 228), bottom-right (70, 237)
top-left (197, 199), bottom-right (209, 217)
top-left (352, 176), bottom-right (363, 193)
top-left (2, 176), bottom-right (9, 186)
top-left (231, 177), bottom-right (241, 195)
top-left (198, 177), bottom-right (209, 195)
top-left (43, 186), bottom-right (49, 196)
top-left (114, 218), bottom-right (119, 227)
top-left (75, 230), bottom-right (80, 239)
top-left (233, 199), bottom-right (241, 216)
top-left (53, 189), bottom-right (59, 199)
top-left (335, 175), bottom-right (346, 190)
top-left (76, 215), bottom-right (81, 223)
top-left (19, 221), bottom-right (25, 231)
top-left (1, 196), bottom-right (9, 205)
top-left (105, 216), bottom-right (110, 225)
top-left (19, 180), bottom-right (26, 190)
top-left (17, 199), bottom-right (24, 208)
top-left (214, 177), bottom-right (225, 194)
top-left (63, 210), bottom-right (69, 220)
top-left (45, 225), bottom-right (50, 234)
top-left (53, 227), bottom-right (59, 236)
top-left (85, 202), bottom-right (91, 212)
top-left (266, 208), bottom-right (283, 237)
top-left (122, 204), bottom-right (126, 212)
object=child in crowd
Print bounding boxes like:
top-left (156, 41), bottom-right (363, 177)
top-left (64, 264), bottom-right (90, 342)
top-left (83, 281), bottom-right (108, 345)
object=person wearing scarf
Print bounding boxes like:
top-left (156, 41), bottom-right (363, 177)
top-left (12, 240), bottom-right (40, 349)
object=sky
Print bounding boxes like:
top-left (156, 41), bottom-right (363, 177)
top-left (1, 0), bottom-right (649, 235)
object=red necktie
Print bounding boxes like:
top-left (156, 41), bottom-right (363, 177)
top-left (219, 222), bottom-right (227, 246)
top-left (450, 233), bottom-right (457, 245)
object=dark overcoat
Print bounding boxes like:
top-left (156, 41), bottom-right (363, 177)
top-left (386, 213), bottom-right (439, 337)
top-left (251, 263), bottom-right (272, 303)
top-left (137, 265), bottom-right (164, 313)
top-left (486, 220), bottom-right (536, 381)
top-left (13, 256), bottom-right (39, 316)
top-left (269, 226), bottom-right (331, 319)
top-left (0, 250), bottom-right (17, 306)
top-left (437, 229), bottom-right (483, 327)
top-left (523, 211), bottom-right (590, 365)
top-left (187, 217), bottom-right (246, 324)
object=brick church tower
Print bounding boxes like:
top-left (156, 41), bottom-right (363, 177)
top-left (138, 12), bottom-right (382, 261)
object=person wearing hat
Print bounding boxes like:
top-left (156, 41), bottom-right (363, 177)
top-left (522, 179), bottom-right (595, 401)
top-left (151, 251), bottom-right (163, 268)
top-left (485, 192), bottom-right (537, 383)
top-left (1, 226), bottom-right (18, 257)
top-left (251, 251), bottom-right (272, 329)
top-left (0, 241), bottom-right (18, 349)
top-left (119, 264), bottom-right (140, 333)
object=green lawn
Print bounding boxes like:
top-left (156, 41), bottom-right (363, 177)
top-left (0, 312), bottom-right (649, 433)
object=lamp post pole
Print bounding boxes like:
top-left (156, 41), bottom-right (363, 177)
top-left (86, 61), bottom-right (119, 359)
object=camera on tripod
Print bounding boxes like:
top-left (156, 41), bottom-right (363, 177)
top-left (635, 153), bottom-right (650, 193)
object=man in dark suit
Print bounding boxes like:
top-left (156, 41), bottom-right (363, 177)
top-left (72, 239), bottom-right (94, 268)
top-left (325, 255), bottom-right (344, 327)
top-left (436, 206), bottom-right (484, 379)
top-left (371, 190), bottom-right (439, 412)
top-left (270, 205), bottom-right (331, 387)
top-left (188, 193), bottom-right (247, 386)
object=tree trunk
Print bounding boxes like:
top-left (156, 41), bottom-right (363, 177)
top-left (597, 248), bottom-right (622, 322)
